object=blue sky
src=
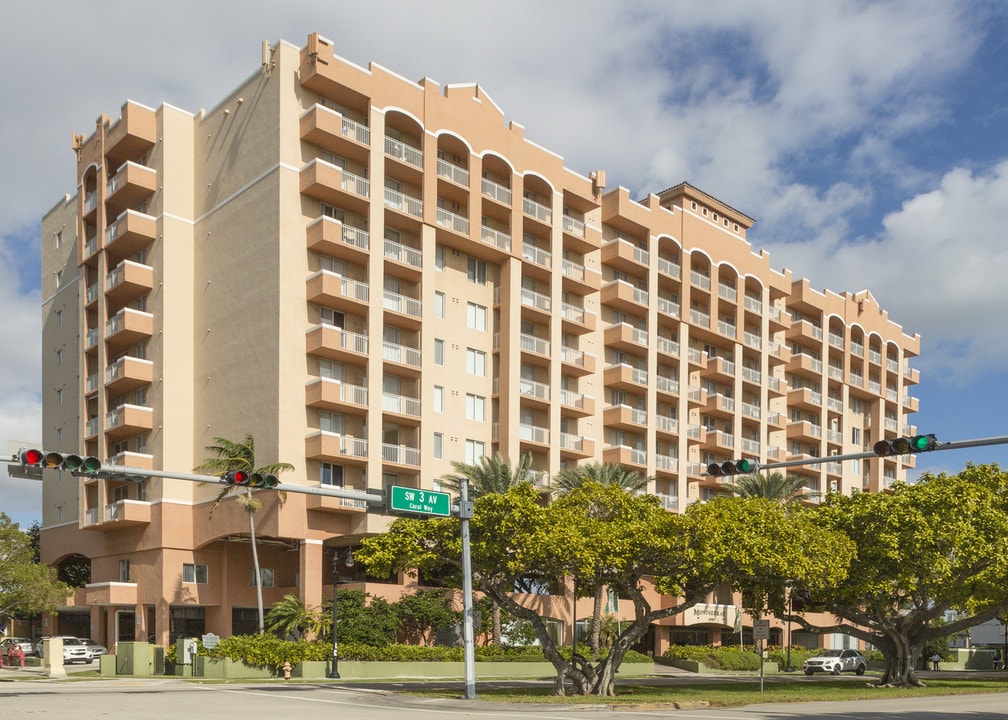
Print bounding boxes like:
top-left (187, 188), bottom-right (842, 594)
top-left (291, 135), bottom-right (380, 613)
top-left (2, 0), bottom-right (1007, 527)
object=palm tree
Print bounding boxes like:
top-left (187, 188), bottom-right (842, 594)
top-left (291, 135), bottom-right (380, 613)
top-left (551, 462), bottom-right (652, 660)
top-left (723, 470), bottom-right (807, 504)
top-left (194, 434), bottom-right (294, 634)
top-left (440, 452), bottom-right (535, 644)
top-left (265, 594), bottom-right (322, 640)
top-left (439, 452), bottom-right (536, 497)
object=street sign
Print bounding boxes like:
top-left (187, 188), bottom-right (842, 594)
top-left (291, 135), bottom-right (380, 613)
top-left (753, 619), bottom-right (770, 641)
top-left (388, 485), bottom-right (451, 517)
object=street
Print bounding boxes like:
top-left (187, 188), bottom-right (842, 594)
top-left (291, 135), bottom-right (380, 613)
top-left (1, 676), bottom-right (1008, 720)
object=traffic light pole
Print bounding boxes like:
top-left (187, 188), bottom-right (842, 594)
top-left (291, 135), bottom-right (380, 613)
top-left (734, 433), bottom-right (1008, 473)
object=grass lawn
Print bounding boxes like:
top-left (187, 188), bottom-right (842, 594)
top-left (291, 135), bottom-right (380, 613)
top-left (414, 677), bottom-right (1008, 708)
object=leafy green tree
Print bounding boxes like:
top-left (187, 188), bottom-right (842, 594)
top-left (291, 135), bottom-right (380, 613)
top-left (440, 451), bottom-right (535, 645)
top-left (723, 470), bottom-right (808, 504)
top-left (356, 483), bottom-right (850, 696)
top-left (787, 464), bottom-right (1008, 687)
top-left (0, 513), bottom-right (70, 618)
top-left (551, 461), bottom-right (651, 659)
top-left (194, 434), bottom-right (294, 634)
top-left (396, 589), bottom-right (459, 646)
top-left (322, 589), bottom-right (399, 646)
top-left (265, 594), bottom-right (320, 639)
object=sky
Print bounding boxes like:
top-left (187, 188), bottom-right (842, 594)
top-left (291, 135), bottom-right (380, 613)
top-left (2, 0), bottom-right (1007, 528)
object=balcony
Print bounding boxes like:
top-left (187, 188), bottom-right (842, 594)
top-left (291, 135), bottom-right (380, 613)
top-left (384, 237), bottom-right (423, 273)
top-left (385, 185), bottom-right (423, 219)
top-left (105, 404), bottom-right (154, 442)
top-left (306, 325), bottom-right (369, 362)
top-left (657, 257), bottom-right (681, 280)
top-left (560, 301), bottom-right (596, 333)
top-left (703, 394), bottom-right (736, 419)
top-left (655, 415), bottom-right (679, 437)
top-left (306, 492), bottom-right (369, 514)
top-left (300, 159), bottom-right (370, 215)
top-left (518, 423), bottom-right (550, 446)
top-left (104, 101), bottom-right (157, 168)
top-left (787, 420), bottom-right (823, 443)
top-left (657, 296), bottom-right (680, 319)
top-left (436, 205), bottom-right (470, 236)
top-left (559, 389), bottom-right (594, 416)
top-left (382, 340), bottom-right (422, 373)
top-left (788, 387), bottom-right (823, 411)
top-left (518, 378), bottom-right (550, 405)
top-left (307, 216), bottom-right (369, 262)
top-left (706, 356), bottom-right (735, 383)
top-left (604, 322), bottom-right (648, 352)
top-left (383, 289), bottom-right (422, 327)
top-left (479, 224), bottom-right (512, 254)
top-left (305, 432), bottom-right (368, 465)
top-left (104, 210), bottom-right (156, 263)
top-left (602, 444), bottom-right (647, 469)
top-left (382, 443), bottom-right (421, 468)
top-left (791, 352), bottom-right (824, 379)
top-left (656, 336), bottom-right (680, 359)
top-left (105, 161), bottom-right (156, 214)
top-left (481, 177), bottom-right (511, 205)
top-left (384, 135), bottom-right (423, 169)
top-left (518, 333), bottom-right (550, 368)
top-left (522, 243), bottom-right (552, 269)
top-left (522, 197), bottom-right (552, 226)
top-left (520, 287), bottom-right (552, 322)
top-left (601, 238), bottom-right (648, 274)
top-left (104, 355), bottom-right (154, 396)
top-left (603, 363), bottom-right (648, 390)
top-left (105, 260), bottom-right (154, 312)
top-left (86, 500), bottom-right (152, 530)
top-left (307, 271), bottom-right (369, 312)
top-left (600, 280), bottom-right (648, 313)
top-left (559, 433), bottom-right (594, 459)
top-left (560, 345), bottom-right (596, 376)
top-left (655, 375), bottom-right (679, 398)
top-left (437, 157), bottom-right (470, 187)
top-left (305, 377), bottom-right (368, 414)
top-left (560, 258), bottom-right (600, 293)
top-left (603, 404), bottom-right (647, 430)
top-left (788, 318), bottom-right (824, 343)
top-left (382, 392), bottom-right (421, 422)
top-left (105, 308), bottom-right (154, 353)
top-left (300, 105), bottom-right (370, 164)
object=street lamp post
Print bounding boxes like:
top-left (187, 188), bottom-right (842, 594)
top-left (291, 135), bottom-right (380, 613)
top-left (785, 589), bottom-right (793, 672)
top-left (328, 548), bottom-right (353, 679)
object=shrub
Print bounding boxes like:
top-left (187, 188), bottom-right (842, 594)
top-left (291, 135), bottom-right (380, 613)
top-left (664, 644), bottom-right (761, 671)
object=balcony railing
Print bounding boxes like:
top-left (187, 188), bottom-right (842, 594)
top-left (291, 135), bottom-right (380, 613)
top-left (522, 197), bottom-right (552, 224)
top-left (436, 206), bottom-right (469, 234)
top-left (383, 290), bottom-right (421, 318)
top-left (657, 257), bottom-right (681, 279)
top-left (657, 297), bottom-right (680, 318)
top-left (385, 186), bottom-right (423, 217)
top-left (384, 136), bottom-right (423, 167)
top-left (689, 270), bottom-right (711, 290)
top-left (481, 177), bottom-right (511, 204)
top-left (561, 214), bottom-right (585, 237)
top-left (382, 392), bottom-right (421, 417)
top-left (656, 336), bottom-right (680, 357)
top-left (480, 225), bottom-right (511, 251)
top-left (383, 341), bottom-right (421, 367)
top-left (519, 424), bottom-right (550, 444)
top-left (382, 443), bottom-right (421, 466)
top-left (522, 244), bottom-right (552, 267)
top-left (519, 378), bottom-right (550, 401)
top-left (436, 158), bottom-right (469, 185)
top-left (521, 287), bottom-right (551, 313)
top-left (520, 333), bottom-right (550, 355)
top-left (384, 238), bottom-right (422, 268)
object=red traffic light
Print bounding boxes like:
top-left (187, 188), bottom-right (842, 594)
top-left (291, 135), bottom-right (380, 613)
top-left (224, 470), bottom-right (250, 485)
top-left (20, 448), bottom-right (44, 466)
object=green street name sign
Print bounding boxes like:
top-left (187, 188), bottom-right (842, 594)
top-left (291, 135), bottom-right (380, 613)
top-left (388, 485), bottom-right (451, 517)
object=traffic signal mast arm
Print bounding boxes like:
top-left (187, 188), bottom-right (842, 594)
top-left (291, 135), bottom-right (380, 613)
top-left (9, 449), bottom-right (384, 506)
top-left (706, 433), bottom-right (1008, 476)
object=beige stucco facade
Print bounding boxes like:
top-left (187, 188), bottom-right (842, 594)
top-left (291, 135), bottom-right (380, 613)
top-left (38, 34), bottom-right (920, 653)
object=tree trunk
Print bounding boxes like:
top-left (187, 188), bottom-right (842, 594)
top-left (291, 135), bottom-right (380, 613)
top-left (492, 603), bottom-right (502, 645)
top-left (590, 587), bottom-right (603, 660)
top-left (247, 490), bottom-right (265, 634)
top-left (876, 632), bottom-right (924, 687)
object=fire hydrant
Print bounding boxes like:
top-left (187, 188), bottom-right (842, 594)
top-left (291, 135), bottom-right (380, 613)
top-left (282, 661), bottom-right (292, 680)
top-left (8, 646), bottom-right (25, 668)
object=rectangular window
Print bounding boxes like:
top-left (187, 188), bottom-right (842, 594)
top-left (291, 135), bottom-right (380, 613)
top-left (434, 386), bottom-right (444, 412)
top-left (320, 307), bottom-right (345, 328)
top-left (319, 411), bottom-right (344, 434)
top-left (435, 291), bottom-right (445, 319)
top-left (434, 338), bottom-right (445, 366)
top-left (466, 348), bottom-right (486, 376)
top-left (320, 462), bottom-right (344, 487)
top-left (466, 393), bottom-right (486, 421)
top-left (467, 302), bottom-right (487, 331)
top-left (465, 439), bottom-right (486, 464)
top-left (119, 559), bottom-right (130, 583)
top-left (433, 432), bottom-right (443, 459)
top-left (182, 563), bottom-right (208, 584)
top-left (251, 568), bottom-right (275, 588)
top-left (467, 257), bottom-right (487, 285)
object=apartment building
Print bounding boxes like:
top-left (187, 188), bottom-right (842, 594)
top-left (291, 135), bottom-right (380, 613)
top-left (38, 33), bottom-right (920, 654)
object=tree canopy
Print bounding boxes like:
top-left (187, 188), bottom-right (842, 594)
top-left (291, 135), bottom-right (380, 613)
top-left (785, 463), bottom-right (1008, 687)
top-left (0, 513), bottom-right (70, 619)
top-left (722, 470), bottom-right (808, 504)
top-left (355, 482), bottom-right (851, 696)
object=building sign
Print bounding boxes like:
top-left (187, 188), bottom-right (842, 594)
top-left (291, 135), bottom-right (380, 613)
top-left (683, 603), bottom-right (739, 627)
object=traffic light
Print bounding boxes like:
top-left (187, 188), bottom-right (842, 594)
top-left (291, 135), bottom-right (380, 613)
top-left (223, 470), bottom-right (250, 486)
top-left (706, 458), bottom-right (761, 476)
top-left (18, 448), bottom-right (102, 475)
top-left (873, 433), bottom-right (938, 457)
top-left (249, 472), bottom-right (280, 489)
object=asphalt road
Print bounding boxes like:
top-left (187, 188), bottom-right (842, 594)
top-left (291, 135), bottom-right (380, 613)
top-left (1, 675), bottom-right (1008, 720)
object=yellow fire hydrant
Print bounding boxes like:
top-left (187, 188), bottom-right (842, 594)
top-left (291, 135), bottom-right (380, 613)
top-left (282, 661), bottom-right (292, 680)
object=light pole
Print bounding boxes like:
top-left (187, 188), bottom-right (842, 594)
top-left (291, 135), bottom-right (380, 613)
top-left (328, 548), bottom-right (353, 679)
top-left (785, 588), bottom-right (793, 672)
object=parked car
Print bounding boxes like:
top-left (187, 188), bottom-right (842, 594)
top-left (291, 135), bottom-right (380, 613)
top-left (79, 638), bottom-right (108, 656)
top-left (0, 637), bottom-right (33, 661)
top-left (803, 648), bottom-right (867, 675)
top-left (36, 636), bottom-right (94, 664)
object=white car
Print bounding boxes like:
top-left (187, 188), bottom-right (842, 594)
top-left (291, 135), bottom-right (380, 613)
top-left (37, 636), bottom-right (95, 664)
top-left (803, 648), bottom-right (867, 675)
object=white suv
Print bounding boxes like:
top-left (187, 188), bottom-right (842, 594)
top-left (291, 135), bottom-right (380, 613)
top-left (803, 649), bottom-right (867, 675)
top-left (37, 636), bottom-right (94, 665)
